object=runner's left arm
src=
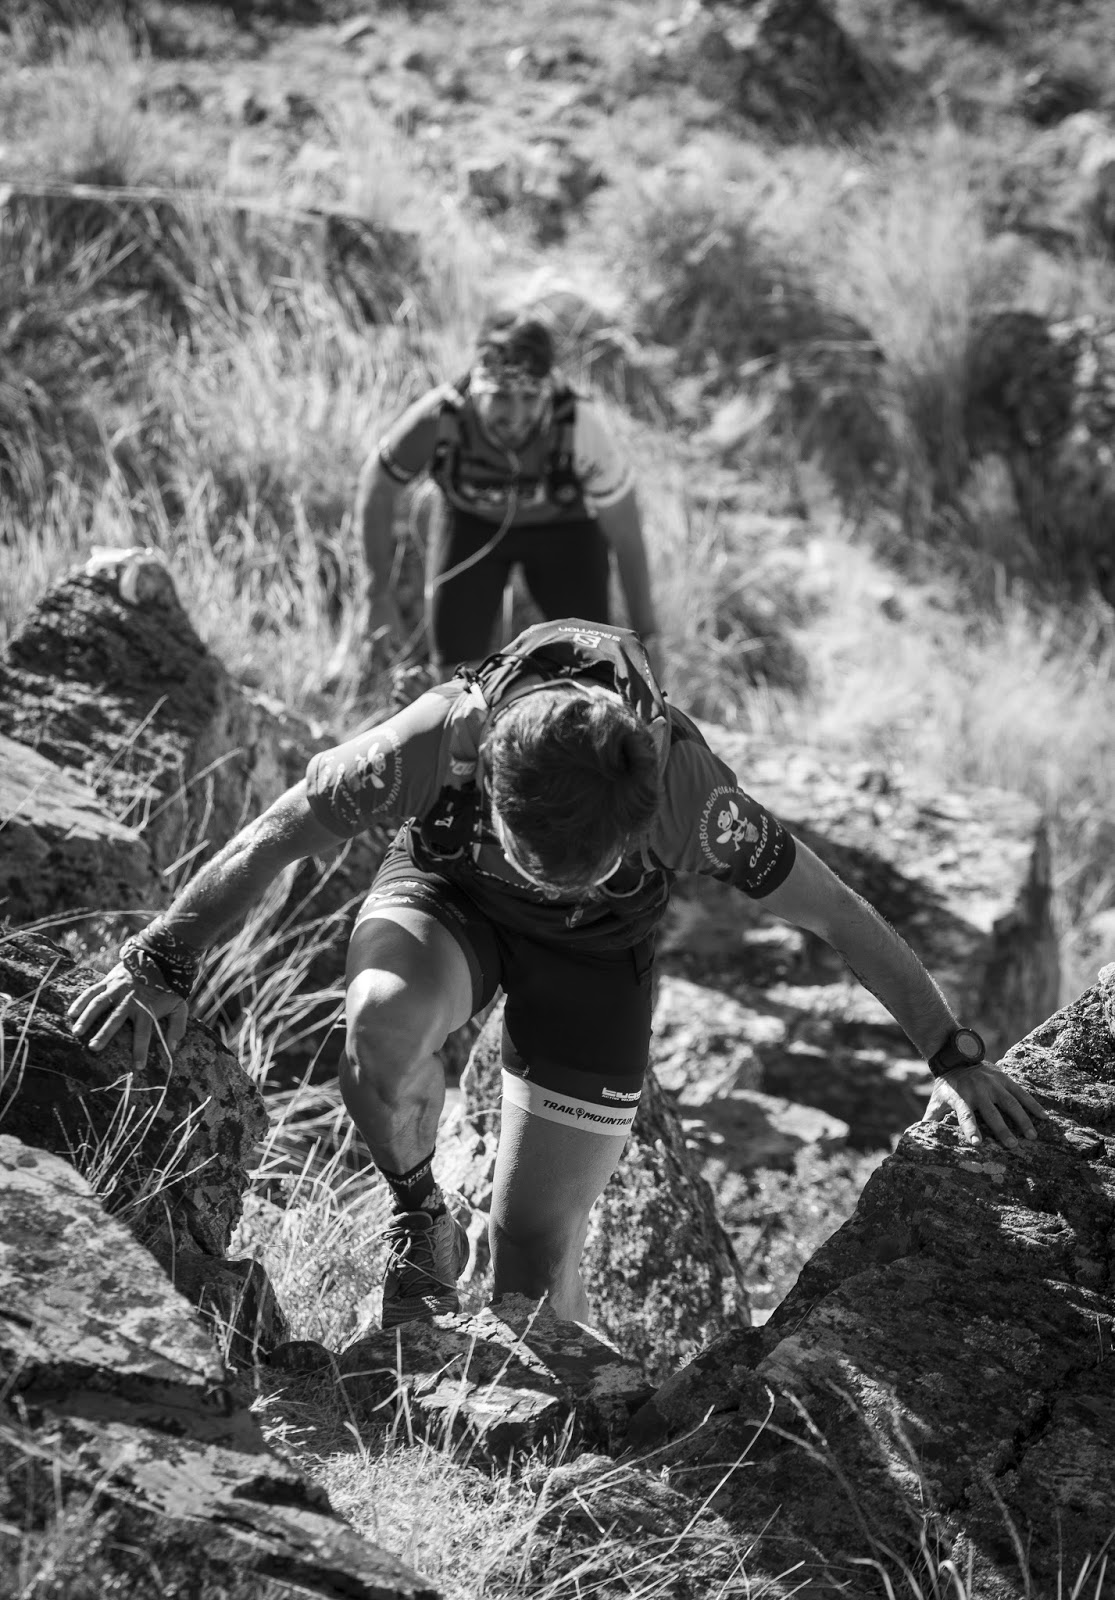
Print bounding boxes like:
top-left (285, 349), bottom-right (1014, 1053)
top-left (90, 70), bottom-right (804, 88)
top-left (652, 725), bottom-right (1047, 1149)
top-left (574, 403), bottom-right (660, 662)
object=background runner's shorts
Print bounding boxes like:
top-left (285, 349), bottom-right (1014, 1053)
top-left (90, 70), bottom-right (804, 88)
top-left (353, 835), bottom-right (654, 1136)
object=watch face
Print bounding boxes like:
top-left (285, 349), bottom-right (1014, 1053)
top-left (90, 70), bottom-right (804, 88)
top-left (956, 1028), bottom-right (984, 1060)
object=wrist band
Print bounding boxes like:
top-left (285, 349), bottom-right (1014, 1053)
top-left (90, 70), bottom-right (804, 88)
top-left (120, 924), bottom-right (202, 999)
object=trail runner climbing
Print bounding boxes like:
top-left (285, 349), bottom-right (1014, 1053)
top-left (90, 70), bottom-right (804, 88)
top-left (69, 620), bottom-right (1047, 1329)
top-left (349, 308), bottom-right (661, 681)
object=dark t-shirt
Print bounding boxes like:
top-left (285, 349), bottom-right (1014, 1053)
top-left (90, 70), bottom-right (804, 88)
top-left (305, 683), bottom-right (796, 949)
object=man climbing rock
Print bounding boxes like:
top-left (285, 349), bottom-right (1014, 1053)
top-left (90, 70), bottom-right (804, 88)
top-left (351, 308), bottom-right (661, 679)
top-left (69, 620), bottom-right (1046, 1329)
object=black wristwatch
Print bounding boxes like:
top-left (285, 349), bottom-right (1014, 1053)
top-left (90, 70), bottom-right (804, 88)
top-left (927, 1026), bottom-right (986, 1079)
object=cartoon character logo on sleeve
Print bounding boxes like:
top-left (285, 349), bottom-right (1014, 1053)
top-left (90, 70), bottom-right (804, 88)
top-left (354, 726), bottom-right (403, 813)
top-left (699, 785), bottom-right (766, 870)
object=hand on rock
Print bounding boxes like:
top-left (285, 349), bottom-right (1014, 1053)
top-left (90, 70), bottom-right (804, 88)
top-left (921, 1062), bottom-right (1048, 1151)
top-left (67, 961), bottom-right (189, 1070)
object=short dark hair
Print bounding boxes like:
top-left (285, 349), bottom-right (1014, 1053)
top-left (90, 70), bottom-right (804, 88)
top-left (474, 309), bottom-right (554, 378)
top-left (482, 687), bottom-right (661, 889)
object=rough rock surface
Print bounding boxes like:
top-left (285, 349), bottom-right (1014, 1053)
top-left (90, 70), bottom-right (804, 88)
top-left (336, 1296), bottom-right (651, 1458)
top-left (648, 0), bottom-right (895, 136)
top-left (0, 552), bottom-right (323, 878)
top-left (622, 969), bottom-right (1115, 1598)
top-left (0, 729), bottom-right (160, 924)
top-left (0, 931), bottom-right (277, 1358)
top-left (0, 552), bottom-right (388, 1075)
top-left (0, 1135), bottom-right (439, 1600)
top-left (437, 1001), bottom-right (749, 1382)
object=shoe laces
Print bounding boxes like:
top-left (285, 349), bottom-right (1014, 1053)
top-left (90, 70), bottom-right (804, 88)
top-left (383, 1215), bottom-right (454, 1295)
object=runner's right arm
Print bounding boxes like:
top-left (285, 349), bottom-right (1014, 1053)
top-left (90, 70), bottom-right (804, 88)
top-left (355, 390), bottom-right (446, 640)
top-left (68, 688), bottom-right (459, 1066)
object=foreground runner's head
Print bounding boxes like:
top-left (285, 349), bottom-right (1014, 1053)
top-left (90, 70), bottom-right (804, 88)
top-left (470, 310), bottom-right (554, 449)
top-left (482, 684), bottom-right (661, 895)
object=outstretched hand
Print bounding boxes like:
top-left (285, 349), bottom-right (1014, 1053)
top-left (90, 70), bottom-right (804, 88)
top-left (67, 961), bottom-right (189, 1070)
top-left (922, 1062), bottom-right (1048, 1151)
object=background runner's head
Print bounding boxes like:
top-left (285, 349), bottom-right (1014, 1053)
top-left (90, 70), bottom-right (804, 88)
top-left (471, 310), bottom-right (555, 449)
top-left (482, 685), bottom-right (660, 893)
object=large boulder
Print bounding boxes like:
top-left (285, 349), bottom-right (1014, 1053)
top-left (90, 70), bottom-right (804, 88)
top-left (0, 1135), bottom-right (439, 1600)
top-left (333, 1296), bottom-right (651, 1459)
top-left (0, 730), bottom-right (160, 924)
top-left (437, 1000), bottom-right (749, 1382)
top-left (0, 551), bottom-right (389, 1076)
top-left (645, 0), bottom-right (896, 136)
top-left (0, 931), bottom-right (288, 1358)
top-left (623, 967), bottom-right (1115, 1597)
top-left (0, 550), bottom-right (321, 877)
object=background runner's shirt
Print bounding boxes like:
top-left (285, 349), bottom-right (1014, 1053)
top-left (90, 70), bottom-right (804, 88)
top-left (304, 684), bottom-right (796, 951)
top-left (376, 384), bottom-right (634, 527)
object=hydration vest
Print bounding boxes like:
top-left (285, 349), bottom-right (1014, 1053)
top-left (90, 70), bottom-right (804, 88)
top-left (413, 620), bottom-right (676, 864)
top-left (428, 375), bottom-right (587, 521)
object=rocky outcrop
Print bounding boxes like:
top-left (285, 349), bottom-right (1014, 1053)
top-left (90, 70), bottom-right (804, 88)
top-left (0, 551), bottom-right (387, 1076)
top-left (436, 1001), bottom-right (749, 1382)
top-left (622, 968), bottom-right (1115, 1598)
top-left (1, 182), bottom-right (423, 337)
top-left (0, 931), bottom-right (290, 1360)
top-left (332, 1296), bottom-right (651, 1458)
top-left (645, 0), bottom-right (896, 136)
top-left (0, 1135), bottom-right (439, 1600)
top-left (0, 730), bottom-right (160, 924)
top-left (0, 550), bottom-right (323, 878)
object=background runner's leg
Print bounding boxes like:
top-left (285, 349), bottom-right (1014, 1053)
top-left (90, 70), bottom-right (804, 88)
top-left (520, 518), bottom-right (611, 625)
top-left (427, 504), bottom-right (513, 670)
top-left (489, 1099), bottom-right (628, 1322)
top-left (342, 906), bottom-right (475, 1171)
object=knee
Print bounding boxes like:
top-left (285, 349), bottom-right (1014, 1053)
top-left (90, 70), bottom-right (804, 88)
top-left (341, 983), bottom-right (446, 1104)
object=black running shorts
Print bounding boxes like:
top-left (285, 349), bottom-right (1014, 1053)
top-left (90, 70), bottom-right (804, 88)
top-left (427, 505), bottom-right (611, 668)
top-left (353, 833), bottom-right (654, 1136)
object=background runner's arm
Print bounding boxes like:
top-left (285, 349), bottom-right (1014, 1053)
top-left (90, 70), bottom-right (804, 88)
top-left (356, 454), bottom-right (404, 602)
top-left (355, 391), bottom-right (443, 621)
top-left (595, 489), bottom-right (659, 643)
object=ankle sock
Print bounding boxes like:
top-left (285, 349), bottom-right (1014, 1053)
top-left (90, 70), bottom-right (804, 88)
top-left (378, 1152), bottom-right (446, 1217)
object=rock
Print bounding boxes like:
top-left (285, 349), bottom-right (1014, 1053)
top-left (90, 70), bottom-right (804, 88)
top-left (463, 144), bottom-right (603, 239)
top-left (437, 1000), bottom-right (749, 1382)
top-left (0, 1135), bottom-right (439, 1600)
top-left (624, 970), bottom-right (1115, 1597)
top-left (338, 1296), bottom-right (651, 1458)
top-left (648, 0), bottom-right (896, 137)
top-left (0, 554), bottom-right (322, 877)
top-left (997, 112), bottom-right (1115, 250)
top-left (966, 310), bottom-right (1115, 603)
top-left (0, 932), bottom-right (266, 1270)
top-left (0, 554), bottom-right (390, 1073)
top-left (0, 732), bottom-right (160, 924)
top-left (169, 1253), bottom-right (290, 1366)
top-left (1019, 63), bottom-right (1100, 127)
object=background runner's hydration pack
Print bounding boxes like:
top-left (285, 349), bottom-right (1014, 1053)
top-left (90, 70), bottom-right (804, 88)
top-left (429, 375), bottom-right (586, 517)
top-left (415, 621), bottom-right (674, 863)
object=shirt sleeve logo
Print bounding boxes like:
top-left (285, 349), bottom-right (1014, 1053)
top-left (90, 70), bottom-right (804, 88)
top-left (699, 784), bottom-right (761, 869)
top-left (355, 725), bottom-right (403, 812)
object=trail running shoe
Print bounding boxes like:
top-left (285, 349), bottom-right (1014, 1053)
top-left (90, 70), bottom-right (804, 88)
top-left (380, 1208), bottom-right (469, 1329)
